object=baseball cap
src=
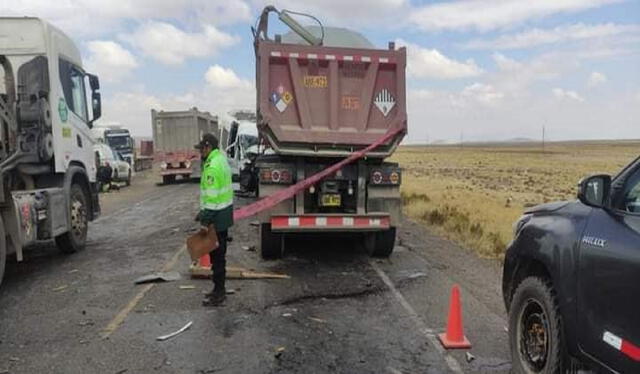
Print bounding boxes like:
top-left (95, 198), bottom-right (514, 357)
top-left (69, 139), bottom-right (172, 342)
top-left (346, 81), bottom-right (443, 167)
top-left (195, 133), bottom-right (219, 150)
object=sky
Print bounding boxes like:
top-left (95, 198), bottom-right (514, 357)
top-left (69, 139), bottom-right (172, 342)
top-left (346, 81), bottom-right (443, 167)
top-left (3, 0), bottom-right (639, 143)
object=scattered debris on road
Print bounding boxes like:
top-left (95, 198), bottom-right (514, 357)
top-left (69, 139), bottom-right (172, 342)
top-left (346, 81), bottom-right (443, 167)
top-left (134, 271), bottom-right (181, 284)
top-left (190, 265), bottom-right (290, 280)
top-left (274, 346), bottom-right (285, 359)
top-left (179, 285), bottom-right (196, 290)
top-left (157, 321), bottom-right (193, 341)
top-left (52, 285), bottom-right (68, 292)
top-left (242, 245), bottom-right (256, 252)
top-left (68, 269), bottom-right (79, 274)
top-left (308, 317), bottom-right (326, 324)
top-left (282, 313), bottom-right (292, 318)
top-left (466, 352), bottom-right (475, 363)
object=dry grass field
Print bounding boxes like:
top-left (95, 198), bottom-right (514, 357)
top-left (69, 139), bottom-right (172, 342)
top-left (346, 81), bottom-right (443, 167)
top-left (392, 141), bottom-right (640, 258)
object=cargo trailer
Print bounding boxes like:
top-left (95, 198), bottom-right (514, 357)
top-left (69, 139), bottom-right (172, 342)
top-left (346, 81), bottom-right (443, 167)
top-left (151, 108), bottom-right (218, 184)
top-left (253, 7), bottom-right (407, 259)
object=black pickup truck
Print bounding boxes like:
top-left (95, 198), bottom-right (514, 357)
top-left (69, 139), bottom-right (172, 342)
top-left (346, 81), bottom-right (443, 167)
top-left (503, 156), bottom-right (640, 374)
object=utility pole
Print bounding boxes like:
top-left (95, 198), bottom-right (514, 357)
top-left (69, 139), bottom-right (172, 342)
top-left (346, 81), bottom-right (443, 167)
top-left (542, 124), bottom-right (546, 153)
top-left (460, 131), bottom-right (464, 149)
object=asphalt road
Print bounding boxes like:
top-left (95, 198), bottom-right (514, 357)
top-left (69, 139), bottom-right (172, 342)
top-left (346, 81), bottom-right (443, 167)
top-left (0, 172), bottom-right (511, 374)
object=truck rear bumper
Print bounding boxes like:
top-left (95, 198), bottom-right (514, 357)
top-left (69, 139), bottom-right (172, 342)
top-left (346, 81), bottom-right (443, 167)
top-left (270, 214), bottom-right (390, 232)
top-left (160, 168), bottom-right (192, 176)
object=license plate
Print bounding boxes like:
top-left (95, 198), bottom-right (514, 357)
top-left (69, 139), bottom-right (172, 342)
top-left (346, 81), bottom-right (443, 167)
top-left (321, 194), bottom-right (341, 207)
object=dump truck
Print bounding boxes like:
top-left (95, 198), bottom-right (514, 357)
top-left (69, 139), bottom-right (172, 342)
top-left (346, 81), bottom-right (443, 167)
top-left (0, 18), bottom-right (102, 286)
top-left (92, 125), bottom-right (135, 168)
top-left (151, 108), bottom-right (218, 184)
top-left (253, 7), bottom-right (407, 259)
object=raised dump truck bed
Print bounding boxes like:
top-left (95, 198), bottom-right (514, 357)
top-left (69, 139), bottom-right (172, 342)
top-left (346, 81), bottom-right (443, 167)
top-left (256, 33), bottom-right (406, 157)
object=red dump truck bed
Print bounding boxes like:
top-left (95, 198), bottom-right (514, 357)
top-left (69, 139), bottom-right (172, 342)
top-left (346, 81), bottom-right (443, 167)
top-left (256, 40), bottom-right (407, 157)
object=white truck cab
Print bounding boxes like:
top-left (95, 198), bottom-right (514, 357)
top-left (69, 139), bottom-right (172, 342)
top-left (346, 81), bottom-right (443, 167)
top-left (0, 18), bottom-right (102, 285)
top-left (218, 113), bottom-right (259, 192)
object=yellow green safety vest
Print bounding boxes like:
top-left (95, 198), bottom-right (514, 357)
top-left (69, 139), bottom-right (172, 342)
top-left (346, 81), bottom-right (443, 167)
top-left (200, 149), bottom-right (233, 210)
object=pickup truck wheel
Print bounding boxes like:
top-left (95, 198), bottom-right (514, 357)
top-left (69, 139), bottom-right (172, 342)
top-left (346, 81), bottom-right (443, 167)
top-left (56, 184), bottom-right (88, 253)
top-left (260, 223), bottom-right (283, 260)
top-left (365, 227), bottom-right (396, 257)
top-left (125, 170), bottom-right (131, 186)
top-left (509, 277), bottom-right (564, 374)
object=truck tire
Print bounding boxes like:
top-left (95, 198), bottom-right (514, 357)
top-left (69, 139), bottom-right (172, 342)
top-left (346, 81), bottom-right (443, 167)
top-left (126, 170), bottom-right (131, 186)
top-left (55, 184), bottom-right (88, 254)
top-left (364, 227), bottom-right (396, 257)
top-left (162, 175), bottom-right (175, 184)
top-left (260, 223), bottom-right (283, 260)
top-left (509, 276), bottom-right (565, 374)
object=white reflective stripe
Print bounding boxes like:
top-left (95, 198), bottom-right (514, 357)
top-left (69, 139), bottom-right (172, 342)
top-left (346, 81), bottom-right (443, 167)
top-left (307, 53), bottom-right (318, 59)
top-left (289, 52), bottom-right (299, 58)
top-left (343, 217), bottom-right (354, 226)
top-left (370, 219), bottom-right (381, 226)
top-left (343, 56), bottom-right (354, 61)
top-left (288, 217), bottom-right (300, 227)
top-left (603, 331), bottom-right (623, 350)
top-left (325, 54), bottom-right (336, 60)
top-left (361, 56), bottom-right (371, 62)
top-left (379, 57), bottom-right (389, 63)
top-left (271, 51), bottom-right (282, 57)
top-left (201, 186), bottom-right (232, 197)
top-left (316, 217), bottom-right (327, 226)
top-left (201, 201), bottom-right (233, 210)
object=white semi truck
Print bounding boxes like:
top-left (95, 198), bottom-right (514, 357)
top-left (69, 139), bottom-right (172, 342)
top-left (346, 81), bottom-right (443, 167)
top-left (0, 18), bottom-right (102, 285)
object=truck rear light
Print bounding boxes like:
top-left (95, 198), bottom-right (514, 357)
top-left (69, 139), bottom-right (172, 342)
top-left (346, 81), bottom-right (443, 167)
top-left (370, 168), bottom-right (401, 186)
top-left (260, 167), bottom-right (294, 184)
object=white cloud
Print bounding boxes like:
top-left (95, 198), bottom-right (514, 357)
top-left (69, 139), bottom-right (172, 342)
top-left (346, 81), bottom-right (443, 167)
top-left (84, 41), bottom-right (138, 83)
top-left (409, 0), bottom-right (623, 32)
top-left (2, 0), bottom-right (251, 37)
top-left (205, 65), bottom-right (253, 89)
top-left (588, 71), bottom-right (608, 87)
top-left (462, 23), bottom-right (640, 50)
top-left (122, 21), bottom-right (238, 65)
top-left (396, 39), bottom-right (483, 79)
top-left (552, 88), bottom-right (585, 102)
top-left (461, 83), bottom-right (504, 105)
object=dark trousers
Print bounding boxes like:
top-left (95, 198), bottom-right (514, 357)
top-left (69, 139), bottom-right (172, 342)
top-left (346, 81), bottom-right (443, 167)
top-left (210, 230), bottom-right (228, 292)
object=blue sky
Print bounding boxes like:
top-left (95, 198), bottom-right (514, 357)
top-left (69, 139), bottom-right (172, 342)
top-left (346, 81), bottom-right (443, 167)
top-left (5, 0), bottom-right (639, 142)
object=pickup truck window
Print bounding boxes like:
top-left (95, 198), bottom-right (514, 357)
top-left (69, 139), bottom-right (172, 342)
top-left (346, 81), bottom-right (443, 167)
top-left (622, 170), bottom-right (640, 214)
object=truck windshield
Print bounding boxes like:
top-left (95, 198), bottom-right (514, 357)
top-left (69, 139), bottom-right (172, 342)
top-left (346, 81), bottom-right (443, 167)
top-left (107, 136), bottom-right (130, 150)
top-left (239, 134), bottom-right (259, 150)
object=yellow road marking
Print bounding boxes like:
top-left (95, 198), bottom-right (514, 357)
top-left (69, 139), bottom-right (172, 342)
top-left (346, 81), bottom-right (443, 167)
top-left (101, 245), bottom-right (186, 339)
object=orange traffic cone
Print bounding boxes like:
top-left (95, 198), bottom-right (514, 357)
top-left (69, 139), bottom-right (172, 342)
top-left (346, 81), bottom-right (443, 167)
top-left (190, 254), bottom-right (212, 279)
top-left (438, 284), bottom-right (471, 349)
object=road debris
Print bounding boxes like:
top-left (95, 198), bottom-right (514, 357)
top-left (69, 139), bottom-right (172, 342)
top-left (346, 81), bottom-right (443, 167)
top-left (157, 321), bottom-right (193, 341)
top-left (190, 265), bottom-right (290, 280)
top-left (282, 313), bottom-right (292, 318)
top-left (179, 285), bottom-right (196, 290)
top-left (308, 317), bottom-right (326, 323)
top-left (250, 221), bottom-right (260, 227)
top-left (226, 289), bottom-right (236, 295)
top-left (242, 245), bottom-right (256, 252)
top-left (407, 271), bottom-right (427, 279)
top-left (68, 269), bottom-right (79, 274)
top-left (52, 285), bottom-right (68, 292)
top-left (274, 346), bottom-right (285, 359)
top-left (465, 352), bottom-right (475, 363)
top-left (135, 271), bottom-right (181, 284)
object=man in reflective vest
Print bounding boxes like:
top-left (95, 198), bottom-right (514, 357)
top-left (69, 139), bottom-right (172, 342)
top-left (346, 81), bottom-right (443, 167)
top-left (195, 133), bottom-right (234, 306)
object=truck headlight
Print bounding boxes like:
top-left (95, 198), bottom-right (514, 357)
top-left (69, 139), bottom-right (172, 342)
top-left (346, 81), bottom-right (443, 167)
top-left (512, 214), bottom-right (532, 238)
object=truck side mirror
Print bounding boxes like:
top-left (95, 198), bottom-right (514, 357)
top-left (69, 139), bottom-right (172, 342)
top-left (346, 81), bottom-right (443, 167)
top-left (87, 73), bottom-right (100, 90)
top-left (91, 91), bottom-right (101, 123)
top-left (578, 174), bottom-right (611, 208)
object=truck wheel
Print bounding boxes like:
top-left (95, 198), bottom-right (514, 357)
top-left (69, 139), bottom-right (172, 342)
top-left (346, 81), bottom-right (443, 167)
top-left (162, 175), bottom-right (175, 184)
top-left (55, 184), bottom-right (88, 254)
top-left (260, 223), bottom-right (283, 260)
top-left (364, 227), bottom-right (396, 257)
top-left (509, 277), bottom-right (564, 374)
top-left (126, 170), bottom-right (131, 186)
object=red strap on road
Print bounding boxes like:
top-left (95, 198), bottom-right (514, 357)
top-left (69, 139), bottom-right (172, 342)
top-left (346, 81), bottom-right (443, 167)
top-left (233, 126), bottom-right (404, 221)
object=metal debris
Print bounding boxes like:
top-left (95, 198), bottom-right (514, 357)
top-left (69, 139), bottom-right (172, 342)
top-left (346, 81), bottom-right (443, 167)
top-left (52, 285), bottom-right (68, 292)
top-left (135, 271), bottom-right (181, 284)
top-left (465, 352), bottom-right (475, 363)
top-left (274, 346), bottom-right (285, 358)
top-left (157, 321), bottom-right (193, 341)
top-left (179, 285), bottom-right (196, 290)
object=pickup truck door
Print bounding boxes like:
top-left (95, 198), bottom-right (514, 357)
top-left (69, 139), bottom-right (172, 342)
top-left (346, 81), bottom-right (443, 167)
top-left (578, 167), bottom-right (640, 372)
